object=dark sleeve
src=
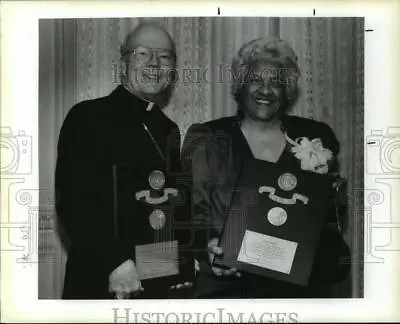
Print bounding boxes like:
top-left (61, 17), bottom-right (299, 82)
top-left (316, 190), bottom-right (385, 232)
top-left (55, 105), bottom-right (133, 275)
top-left (318, 121), bottom-right (340, 157)
top-left (181, 123), bottom-right (221, 261)
top-left (311, 224), bottom-right (351, 285)
top-left (318, 121), bottom-right (340, 174)
top-left (313, 122), bottom-right (351, 284)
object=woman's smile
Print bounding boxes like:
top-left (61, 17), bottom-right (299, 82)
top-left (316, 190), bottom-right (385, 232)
top-left (253, 94), bottom-right (277, 107)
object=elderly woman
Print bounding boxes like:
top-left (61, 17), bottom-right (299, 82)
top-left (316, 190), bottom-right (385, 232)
top-left (182, 37), bottom-right (351, 298)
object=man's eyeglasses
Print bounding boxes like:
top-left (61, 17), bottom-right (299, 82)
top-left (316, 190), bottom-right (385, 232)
top-left (124, 46), bottom-right (175, 66)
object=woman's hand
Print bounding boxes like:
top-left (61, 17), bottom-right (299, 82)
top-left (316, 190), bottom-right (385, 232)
top-left (208, 238), bottom-right (241, 277)
top-left (169, 281), bottom-right (193, 290)
top-left (169, 259), bottom-right (200, 289)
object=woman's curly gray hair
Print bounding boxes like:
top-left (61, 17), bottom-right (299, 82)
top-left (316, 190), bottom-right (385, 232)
top-left (231, 37), bottom-right (301, 114)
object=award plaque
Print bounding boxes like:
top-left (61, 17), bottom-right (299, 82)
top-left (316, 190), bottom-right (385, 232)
top-left (112, 163), bottom-right (194, 289)
top-left (213, 159), bottom-right (334, 286)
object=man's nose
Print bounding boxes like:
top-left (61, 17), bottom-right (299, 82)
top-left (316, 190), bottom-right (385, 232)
top-left (147, 51), bottom-right (160, 67)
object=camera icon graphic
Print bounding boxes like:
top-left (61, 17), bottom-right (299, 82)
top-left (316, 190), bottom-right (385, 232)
top-left (366, 127), bottom-right (400, 174)
top-left (0, 127), bottom-right (32, 175)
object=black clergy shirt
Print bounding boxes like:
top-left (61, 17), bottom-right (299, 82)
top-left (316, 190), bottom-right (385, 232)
top-left (55, 85), bottom-right (184, 299)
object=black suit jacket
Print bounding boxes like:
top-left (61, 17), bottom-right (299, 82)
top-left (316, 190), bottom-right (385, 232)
top-left (182, 115), bottom-right (351, 298)
top-left (55, 85), bottom-right (182, 299)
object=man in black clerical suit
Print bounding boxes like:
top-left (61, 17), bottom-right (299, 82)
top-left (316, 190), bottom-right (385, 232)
top-left (55, 22), bottom-right (192, 299)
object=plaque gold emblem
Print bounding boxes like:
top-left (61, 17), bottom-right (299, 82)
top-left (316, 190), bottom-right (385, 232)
top-left (278, 173), bottom-right (297, 192)
top-left (149, 170), bottom-right (165, 190)
top-left (267, 207), bottom-right (288, 226)
top-left (149, 208), bottom-right (166, 230)
top-left (259, 186), bottom-right (309, 205)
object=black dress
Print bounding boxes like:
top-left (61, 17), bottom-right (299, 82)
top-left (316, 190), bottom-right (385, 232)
top-left (55, 85), bottom-right (184, 299)
top-left (181, 115), bottom-right (351, 298)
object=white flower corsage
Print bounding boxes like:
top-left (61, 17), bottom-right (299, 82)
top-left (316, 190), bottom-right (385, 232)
top-left (285, 134), bottom-right (333, 174)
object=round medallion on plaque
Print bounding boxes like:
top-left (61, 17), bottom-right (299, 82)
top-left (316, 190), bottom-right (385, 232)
top-left (277, 173), bottom-right (297, 191)
top-left (149, 170), bottom-right (165, 190)
top-left (267, 207), bottom-right (288, 226)
top-left (149, 209), bottom-right (166, 230)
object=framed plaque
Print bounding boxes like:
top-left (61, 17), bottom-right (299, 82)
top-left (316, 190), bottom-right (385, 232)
top-left (112, 163), bottom-right (194, 289)
top-left (214, 158), bottom-right (334, 286)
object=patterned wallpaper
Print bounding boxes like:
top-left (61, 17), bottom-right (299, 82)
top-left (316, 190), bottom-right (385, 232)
top-left (74, 17), bottom-right (280, 137)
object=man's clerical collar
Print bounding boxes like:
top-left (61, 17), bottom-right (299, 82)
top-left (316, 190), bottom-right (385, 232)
top-left (136, 93), bottom-right (155, 111)
top-left (122, 84), bottom-right (155, 111)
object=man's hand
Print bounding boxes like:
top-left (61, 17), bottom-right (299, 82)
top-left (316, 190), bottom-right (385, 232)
top-left (109, 259), bottom-right (144, 299)
top-left (208, 238), bottom-right (241, 277)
